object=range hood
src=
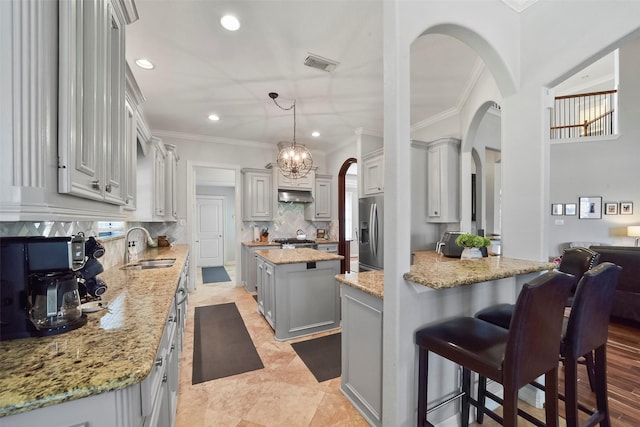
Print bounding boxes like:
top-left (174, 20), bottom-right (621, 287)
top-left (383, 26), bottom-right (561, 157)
top-left (278, 190), bottom-right (314, 203)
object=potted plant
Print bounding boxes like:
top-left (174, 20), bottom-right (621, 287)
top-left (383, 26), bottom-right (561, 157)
top-left (455, 233), bottom-right (491, 259)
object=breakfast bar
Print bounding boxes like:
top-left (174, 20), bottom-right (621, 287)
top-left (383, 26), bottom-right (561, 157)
top-left (336, 251), bottom-right (555, 426)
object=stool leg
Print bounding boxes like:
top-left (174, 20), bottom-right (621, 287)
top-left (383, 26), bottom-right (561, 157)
top-left (461, 368), bottom-right (471, 427)
top-left (476, 375), bottom-right (487, 424)
top-left (593, 345), bottom-right (611, 427)
top-left (584, 350), bottom-right (596, 392)
top-left (544, 367), bottom-right (560, 427)
top-left (564, 357), bottom-right (579, 427)
top-left (418, 347), bottom-right (429, 427)
top-left (503, 383), bottom-right (518, 427)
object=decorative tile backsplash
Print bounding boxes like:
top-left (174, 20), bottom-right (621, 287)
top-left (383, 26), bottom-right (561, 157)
top-left (241, 202), bottom-right (334, 242)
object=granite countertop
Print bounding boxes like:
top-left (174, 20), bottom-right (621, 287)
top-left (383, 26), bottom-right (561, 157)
top-left (0, 245), bottom-right (189, 418)
top-left (406, 250), bottom-right (556, 289)
top-left (242, 241), bottom-right (281, 247)
top-left (335, 270), bottom-right (384, 299)
top-left (255, 248), bottom-right (344, 265)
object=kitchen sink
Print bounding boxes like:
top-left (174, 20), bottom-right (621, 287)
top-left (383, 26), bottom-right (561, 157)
top-left (121, 258), bottom-right (176, 270)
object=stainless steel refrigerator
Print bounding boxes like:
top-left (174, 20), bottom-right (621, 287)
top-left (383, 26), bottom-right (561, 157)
top-left (359, 195), bottom-right (383, 271)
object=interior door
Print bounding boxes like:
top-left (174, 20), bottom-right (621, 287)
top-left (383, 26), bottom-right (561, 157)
top-left (196, 196), bottom-right (224, 267)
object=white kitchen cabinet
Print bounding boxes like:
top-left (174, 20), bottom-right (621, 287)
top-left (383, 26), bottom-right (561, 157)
top-left (305, 174), bottom-right (333, 220)
top-left (341, 284), bottom-right (383, 426)
top-left (164, 144), bottom-right (179, 221)
top-left (241, 169), bottom-right (273, 221)
top-left (362, 149), bottom-right (384, 196)
top-left (58, 0), bottom-right (135, 205)
top-left (426, 138), bottom-right (460, 223)
top-left (123, 62), bottom-right (148, 212)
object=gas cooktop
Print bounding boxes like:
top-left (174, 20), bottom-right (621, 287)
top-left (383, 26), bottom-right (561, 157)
top-left (273, 238), bottom-right (317, 244)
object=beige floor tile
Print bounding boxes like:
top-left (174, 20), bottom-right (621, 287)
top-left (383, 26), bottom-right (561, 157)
top-left (175, 265), bottom-right (367, 427)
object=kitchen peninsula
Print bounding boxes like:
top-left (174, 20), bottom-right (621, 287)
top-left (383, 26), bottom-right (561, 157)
top-left (255, 248), bottom-right (343, 341)
top-left (0, 245), bottom-right (190, 427)
top-left (335, 251), bottom-right (555, 426)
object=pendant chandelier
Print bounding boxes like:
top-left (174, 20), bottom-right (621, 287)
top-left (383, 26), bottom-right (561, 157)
top-left (269, 92), bottom-right (313, 179)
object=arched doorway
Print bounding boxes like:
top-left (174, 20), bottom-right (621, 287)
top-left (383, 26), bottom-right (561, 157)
top-left (338, 157), bottom-right (357, 273)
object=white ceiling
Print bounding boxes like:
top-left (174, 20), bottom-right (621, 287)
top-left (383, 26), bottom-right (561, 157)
top-left (125, 1), bottom-right (612, 155)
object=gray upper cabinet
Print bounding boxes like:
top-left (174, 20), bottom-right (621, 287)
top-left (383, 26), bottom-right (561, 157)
top-left (1, 0), bottom-right (137, 221)
top-left (305, 174), bottom-right (332, 220)
top-left (242, 169), bottom-right (273, 221)
top-left (426, 138), bottom-right (460, 223)
top-left (362, 149), bottom-right (384, 196)
top-left (58, 0), bottom-right (137, 205)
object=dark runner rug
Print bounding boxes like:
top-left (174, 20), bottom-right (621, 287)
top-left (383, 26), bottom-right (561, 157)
top-left (192, 303), bottom-right (263, 384)
top-left (291, 333), bottom-right (341, 382)
top-left (202, 266), bottom-right (231, 283)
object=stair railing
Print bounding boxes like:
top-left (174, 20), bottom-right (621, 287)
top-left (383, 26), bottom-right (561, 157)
top-left (550, 89), bottom-right (616, 139)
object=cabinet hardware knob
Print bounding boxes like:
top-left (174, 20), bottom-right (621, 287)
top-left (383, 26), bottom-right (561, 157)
top-left (162, 374), bottom-right (168, 383)
top-left (155, 357), bottom-right (163, 367)
top-left (92, 180), bottom-right (101, 190)
top-left (105, 183), bottom-right (112, 193)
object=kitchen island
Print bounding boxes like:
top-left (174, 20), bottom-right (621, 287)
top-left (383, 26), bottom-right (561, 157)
top-left (0, 245), bottom-right (190, 427)
top-left (335, 251), bottom-right (556, 426)
top-left (255, 248), bottom-right (343, 341)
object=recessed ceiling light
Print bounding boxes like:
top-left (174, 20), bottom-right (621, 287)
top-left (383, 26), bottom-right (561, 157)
top-left (311, 131), bottom-right (320, 137)
top-left (135, 58), bottom-right (155, 70)
top-left (208, 114), bottom-right (220, 121)
top-left (220, 14), bottom-right (240, 31)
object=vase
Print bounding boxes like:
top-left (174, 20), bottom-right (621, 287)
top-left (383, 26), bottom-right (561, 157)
top-left (461, 247), bottom-right (483, 260)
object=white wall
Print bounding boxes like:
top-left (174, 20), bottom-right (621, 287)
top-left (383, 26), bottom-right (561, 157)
top-left (548, 36), bottom-right (640, 255)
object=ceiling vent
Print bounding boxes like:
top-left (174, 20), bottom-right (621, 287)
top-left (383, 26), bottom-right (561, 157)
top-left (304, 53), bottom-right (339, 72)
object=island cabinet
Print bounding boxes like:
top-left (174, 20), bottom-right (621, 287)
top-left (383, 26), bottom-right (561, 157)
top-left (241, 169), bottom-right (273, 221)
top-left (242, 242), bottom-right (279, 292)
top-left (255, 249), bottom-right (342, 341)
top-left (341, 284), bottom-right (383, 427)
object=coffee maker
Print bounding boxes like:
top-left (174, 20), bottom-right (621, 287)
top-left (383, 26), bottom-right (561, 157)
top-left (0, 235), bottom-right (88, 341)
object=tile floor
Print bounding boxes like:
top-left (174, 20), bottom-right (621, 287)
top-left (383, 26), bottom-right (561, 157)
top-left (175, 264), bottom-right (369, 427)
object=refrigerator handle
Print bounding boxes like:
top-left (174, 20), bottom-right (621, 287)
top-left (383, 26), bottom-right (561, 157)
top-left (371, 203), bottom-right (378, 257)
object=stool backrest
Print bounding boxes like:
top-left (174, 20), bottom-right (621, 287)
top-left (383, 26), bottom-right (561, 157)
top-left (504, 270), bottom-right (576, 388)
top-left (558, 247), bottom-right (600, 293)
top-left (564, 262), bottom-right (622, 359)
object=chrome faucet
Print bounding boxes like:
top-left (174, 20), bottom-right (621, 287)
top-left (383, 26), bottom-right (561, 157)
top-left (124, 227), bottom-right (156, 264)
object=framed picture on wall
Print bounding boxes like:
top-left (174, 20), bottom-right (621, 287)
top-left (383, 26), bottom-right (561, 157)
top-left (605, 202), bottom-right (618, 215)
top-left (579, 196), bottom-right (602, 219)
top-left (564, 203), bottom-right (577, 216)
top-left (620, 202), bottom-right (634, 215)
top-left (551, 204), bottom-right (563, 216)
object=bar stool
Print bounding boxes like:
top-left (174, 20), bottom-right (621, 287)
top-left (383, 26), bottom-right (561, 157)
top-left (415, 270), bottom-right (575, 427)
top-left (474, 247), bottom-right (600, 330)
top-left (476, 262), bottom-right (621, 427)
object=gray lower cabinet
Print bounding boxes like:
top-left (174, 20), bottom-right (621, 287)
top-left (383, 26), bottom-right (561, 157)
top-left (317, 243), bottom-right (339, 254)
top-left (258, 257), bottom-right (340, 341)
top-left (341, 284), bottom-right (383, 427)
top-left (242, 244), bottom-right (276, 292)
top-left (3, 294), bottom-right (183, 427)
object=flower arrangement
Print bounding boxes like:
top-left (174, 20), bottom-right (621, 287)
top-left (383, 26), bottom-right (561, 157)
top-left (455, 233), bottom-right (491, 248)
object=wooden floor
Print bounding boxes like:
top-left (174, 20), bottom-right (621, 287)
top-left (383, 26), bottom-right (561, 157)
top-left (472, 319), bottom-right (640, 427)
